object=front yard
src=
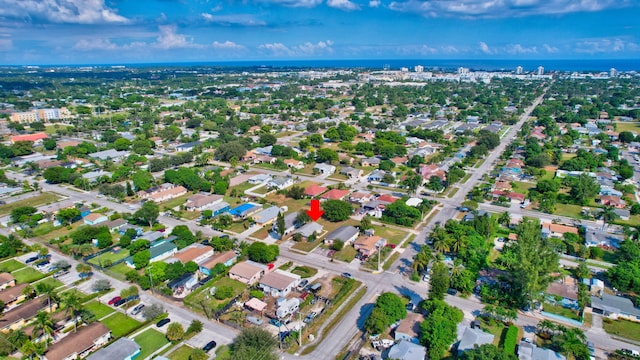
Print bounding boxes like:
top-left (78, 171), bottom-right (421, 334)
top-left (12, 267), bottom-right (47, 283)
top-left (543, 303), bottom-right (582, 322)
top-left (0, 192), bottom-right (61, 215)
top-left (88, 248), bottom-right (130, 267)
top-left (184, 277), bottom-right (246, 316)
top-left (84, 301), bottom-right (115, 319)
top-left (603, 318), bottom-right (640, 342)
top-left (168, 344), bottom-right (195, 360)
top-left (134, 328), bottom-right (170, 359)
top-left (101, 312), bottom-right (142, 338)
top-left (0, 259), bottom-right (25, 272)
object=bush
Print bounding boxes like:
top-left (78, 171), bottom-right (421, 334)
top-left (331, 240), bottom-right (344, 251)
top-left (187, 320), bottom-right (203, 335)
top-left (503, 325), bottom-right (518, 354)
top-left (213, 285), bottom-right (234, 300)
top-left (250, 290), bottom-right (264, 299)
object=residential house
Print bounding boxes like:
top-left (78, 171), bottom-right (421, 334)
top-left (175, 141), bottom-right (200, 152)
top-left (354, 235), bottom-right (386, 257)
top-left (242, 150), bottom-right (257, 162)
top-left (541, 223), bottom-right (579, 239)
top-left (491, 190), bottom-right (526, 203)
top-left (103, 218), bottom-right (127, 233)
top-left (420, 164), bottom-right (446, 182)
top-left (138, 231), bottom-right (165, 242)
top-left (125, 241), bottom-right (177, 268)
top-left (82, 171), bottom-right (113, 184)
top-left (494, 181), bottom-right (513, 192)
top-left (614, 208), bottom-right (631, 221)
top-left (320, 189), bottom-right (351, 201)
top-left (394, 313), bottom-right (424, 343)
top-left (0, 298), bottom-right (49, 331)
top-left (340, 167), bottom-right (362, 179)
top-left (457, 326), bottom-right (495, 355)
top-left (324, 225), bottom-right (359, 246)
top-left (267, 176), bottom-right (294, 190)
top-left (391, 157), bottom-right (408, 166)
top-left (387, 340), bottom-right (427, 360)
top-left (304, 185), bottom-right (327, 197)
top-left (10, 133), bottom-right (48, 144)
top-left (184, 193), bottom-right (223, 211)
top-left (88, 149), bottom-right (129, 162)
top-left (463, 210), bottom-right (488, 222)
top-left (349, 191), bottom-right (374, 204)
top-left (229, 203), bottom-right (262, 220)
top-left (43, 322), bottom-right (111, 360)
top-left (166, 244), bottom-right (213, 265)
top-left (599, 195), bottom-right (626, 209)
top-left (167, 273), bottom-right (198, 291)
top-left (254, 155), bottom-right (276, 165)
top-left (0, 283), bottom-right (28, 307)
top-left (248, 174), bottom-right (271, 184)
top-left (368, 170), bottom-right (387, 182)
top-left (245, 297), bottom-right (268, 314)
top-left (83, 213), bottom-right (108, 226)
top-left (546, 277), bottom-right (578, 309)
top-left (284, 159), bottom-right (304, 169)
top-left (198, 251), bottom-right (237, 276)
top-left (259, 270), bottom-right (301, 297)
top-left (252, 206), bottom-right (282, 226)
top-left (86, 337), bottom-right (140, 360)
top-left (361, 157), bottom-right (381, 167)
top-left (0, 273), bottom-right (15, 291)
top-left (273, 212), bottom-right (298, 236)
top-left (591, 293), bottom-right (640, 321)
top-left (275, 297), bottom-right (300, 319)
top-left (377, 194), bottom-right (400, 205)
top-left (229, 261), bottom-right (268, 285)
top-left (294, 222), bottom-right (324, 241)
top-left (313, 163), bottom-right (336, 175)
top-left (147, 185), bottom-right (188, 203)
top-left (518, 341), bottom-right (566, 360)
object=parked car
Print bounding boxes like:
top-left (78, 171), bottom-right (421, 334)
top-left (297, 279), bottom-right (309, 290)
top-left (108, 296), bottom-right (122, 305)
top-left (203, 340), bottom-right (217, 352)
top-left (126, 294), bottom-right (140, 302)
top-left (78, 272), bottom-right (93, 279)
top-left (35, 261), bottom-right (50, 269)
top-left (114, 299), bottom-right (126, 307)
top-left (341, 272), bottom-right (353, 279)
top-left (25, 256), bottom-right (39, 264)
top-left (53, 269), bottom-right (69, 278)
top-left (269, 318), bottom-right (282, 327)
top-left (246, 316), bottom-right (264, 326)
top-left (38, 254), bottom-right (51, 260)
top-left (156, 318), bottom-right (171, 327)
top-left (131, 304), bottom-right (145, 315)
top-left (304, 312), bottom-right (318, 323)
top-left (405, 303), bottom-right (415, 312)
top-left (446, 288), bottom-right (458, 296)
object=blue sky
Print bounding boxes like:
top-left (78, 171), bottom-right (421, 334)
top-left (0, 0), bottom-right (639, 64)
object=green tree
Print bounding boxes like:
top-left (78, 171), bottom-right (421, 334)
top-left (429, 261), bottom-right (450, 300)
top-left (35, 282), bottom-right (57, 312)
top-left (275, 212), bottom-right (285, 238)
top-left (10, 206), bottom-right (37, 223)
top-left (459, 344), bottom-right (517, 360)
top-left (247, 242), bottom-right (279, 263)
top-left (33, 311), bottom-right (55, 347)
top-left (559, 328), bottom-right (590, 360)
top-left (230, 327), bottom-right (278, 360)
top-left (569, 174), bottom-right (600, 205)
top-left (287, 185), bottom-right (305, 200)
top-left (419, 300), bottom-right (463, 360)
top-left (322, 200), bottom-right (353, 222)
top-left (134, 201), bottom-right (159, 227)
top-left (43, 138), bottom-right (57, 151)
top-left (316, 148), bottom-right (339, 163)
top-left (166, 322), bottom-right (185, 341)
top-left (189, 348), bottom-right (208, 360)
top-left (62, 291), bottom-right (83, 332)
top-left (132, 170), bottom-right (153, 191)
top-left (132, 250), bottom-right (151, 269)
top-left (56, 207), bottom-right (80, 225)
top-left (187, 319), bottom-right (203, 335)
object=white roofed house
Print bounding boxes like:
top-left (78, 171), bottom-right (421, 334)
top-left (184, 193), bottom-right (223, 212)
top-left (229, 260), bottom-right (268, 285)
top-left (268, 176), bottom-right (294, 190)
top-left (252, 206), bottom-right (282, 226)
top-left (324, 225), bottom-right (359, 246)
top-left (259, 270), bottom-right (301, 298)
top-left (88, 149), bottom-right (130, 162)
top-left (272, 212), bottom-right (298, 237)
top-left (294, 222), bottom-right (324, 241)
top-left (314, 163), bottom-right (336, 175)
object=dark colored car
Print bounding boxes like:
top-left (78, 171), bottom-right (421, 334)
top-left (341, 272), bottom-right (353, 279)
top-left (446, 288), bottom-right (458, 296)
top-left (156, 318), bottom-right (171, 327)
top-left (25, 256), bottom-right (39, 264)
top-left (203, 340), bottom-right (217, 352)
top-left (79, 272), bottom-right (93, 279)
top-left (131, 304), bottom-right (145, 315)
top-left (114, 299), bottom-right (126, 307)
top-left (108, 296), bottom-right (122, 305)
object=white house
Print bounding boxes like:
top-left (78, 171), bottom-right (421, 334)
top-left (259, 270), bottom-right (301, 297)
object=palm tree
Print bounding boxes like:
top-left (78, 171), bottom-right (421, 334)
top-left (498, 211), bottom-right (511, 227)
top-left (450, 235), bottom-right (466, 253)
top-left (413, 247), bottom-right (433, 273)
top-left (22, 284), bottom-right (36, 299)
top-left (560, 328), bottom-right (589, 360)
top-left (62, 292), bottom-right (83, 332)
top-left (32, 311), bottom-right (55, 347)
top-left (600, 206), bottom-right (619, 231)
top-left (432, 236), bottom-right (450, 254)
top-left (36, 283), bottom-right (57, 312)
top-left (21, 340), bottom-right (38, 360)
top-left (536, 320), bottom-right (556, 338)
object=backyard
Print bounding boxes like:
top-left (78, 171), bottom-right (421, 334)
top-left (134, 328), bottom-right (170, 359)
top-left (88, 248), bottom-right (130, 267)
top-left (84, 301), bottom-right (115, 319)
top-left (184, 277), bottom-right (246, 315)
top-left (101, 312), bottom-right (142, 338)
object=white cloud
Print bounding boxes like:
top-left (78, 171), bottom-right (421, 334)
top-left (201, 13), bottom-right (266, 26)
top-left (259, 40), bottom-right (334, 56)
top-left (0, 38), bottom-right (12, 51)
top-left (441, 45), bottom-right (459, 53)
top-left (327, 0), bottom-right (360, 10)
top-left (73, 38), bottom-right (119, 51)
top-left (0, 0), bottom-right (128, 24)
top-left (212, 41), bottom-right (245, 50)
top-left (543, 44), bottom-right (559, 53)
top-left (388, 0), bottom-right (631, 18)
top-left (154, 25), bottom-right (202, 50)
top-left (505, 43), bottom-right (537, 54)
top-left (258, 0), bottom-right (323, 8)
top-left (575, 38), bottom-right (639, 54)
top-left (479, 41), bottom-right (492, 54)
top-left (369, 0), bottom-right (381, 7)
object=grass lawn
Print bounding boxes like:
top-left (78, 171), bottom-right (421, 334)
top-left (108, 262), bottom-right (133, 277)
top-left (251, 185), bottom-right (272, 195)
top-left (250, 225), bottom-right (272, 240)
top-left (543, 303), bottom-right (582, 321)
top-left (101, 312), bottom-right (142, 338)
top-left (32, 277), bottom-right (63, 289)
top-left (614, 121), bottom-right (640, 133)
top-left (291, 237), bottom-right (324, 252)
top-left (134, 328), bottom-right (170, 359)
top-left (553, 203), bottom-right (586, 219)
top-left (84, 300), bottom-right (115, 319)
top-left (292, 265), bottom-right (318, 278)
top-left (0, 259), bottom-right (25, 272)
top-left (603, 318), bottom-right (640, 342)
top-left (229, 181), bottom-right (257, 195)
top-left (184, 277), bottom-right (246, 314)
top-left (264, 195), bottom-right (308, 213)
top-left (478, 318), bottom-right (511, 347)
top-left (32, 222), bottom-right (55, 237)
top-left (511, 181), bottom-right (535, 194)
top-left (88, 248), bottom-right (130, 266)
top-left (382, 252), bottom-right (401, 271)
top-left (0, 192), bottom-right (61, 215)
top-left (227, 221), bottom-right (250, 234)
top-left (181, 211), bottom-right (201, 220)
top-left (168, 344), bottom-right (194, 360)
top-left (160, 193), bottom-right (193, 211)
top-left (334, 246), bottom-right (357, 262)
top-left (370, 225), bottom-right (409, 245)
top-left (12, 267), bottom-right (46, 283)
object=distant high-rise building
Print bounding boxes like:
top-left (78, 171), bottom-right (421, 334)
top-left (610, 68), bottom-right (618, 77)
top-left (414, 65), bottom-right (424, 73)
top-left (537, 66), bottom-right (544, 76)
top-left (516, 66), bottom-right (523, 74)
top-left (400, 67), bottom-right (409, 72)
top-left (457, 67), bottom-right (469, 75)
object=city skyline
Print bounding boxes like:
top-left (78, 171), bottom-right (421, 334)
top-left (0, 0), bottom-right (639, 64)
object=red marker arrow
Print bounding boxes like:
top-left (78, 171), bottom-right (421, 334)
top-left (306, 199), bottom-right (324, 221)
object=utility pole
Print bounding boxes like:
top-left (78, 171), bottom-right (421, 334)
top-left (149, 272), bottom-right (154, 293)
top-left (298, 312), bottom-right (302, 346)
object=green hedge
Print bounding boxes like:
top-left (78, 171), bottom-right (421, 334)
top-left (503, 325), bottom-right (518, 354)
